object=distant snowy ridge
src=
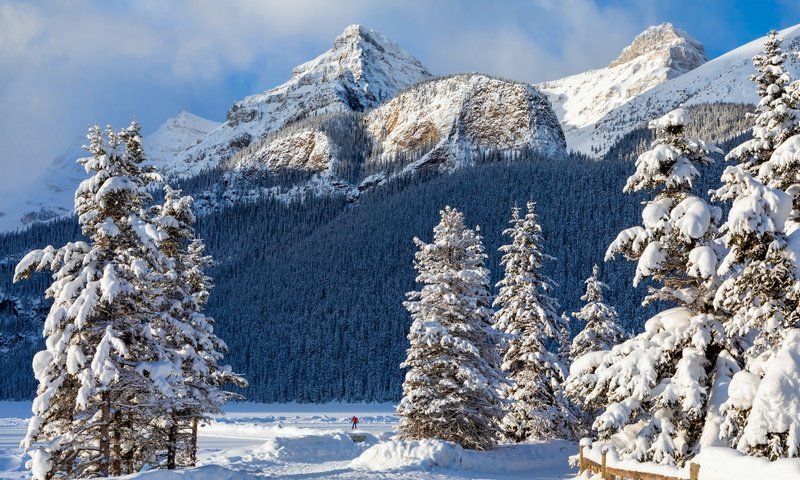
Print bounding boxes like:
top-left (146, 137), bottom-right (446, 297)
top-left (146, 111), bottom-right (222, 177)
top-left (570, 24), bottom-right (800, 155)
top-left (538, 23), bottom-right (707, 153)
top-left (0, 111), bottom-right (219, 232)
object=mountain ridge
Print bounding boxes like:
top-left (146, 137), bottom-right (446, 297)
top-left (6, 23), bottom-right (800, 232)
top-left (537, 22), bottom-right (708, 153)
top-left (174, 24), bottom-right (433, 179)
top-left (565, 23), bottom-right (800, 155)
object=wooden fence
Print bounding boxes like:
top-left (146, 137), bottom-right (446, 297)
top-left (577, 446), bottom-right (700, 480)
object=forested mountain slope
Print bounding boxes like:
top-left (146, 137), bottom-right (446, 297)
top-left (0, 103), bottom-right (752, 401)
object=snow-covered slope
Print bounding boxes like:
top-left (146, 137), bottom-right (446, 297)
top-left (537, 23), bottom-right (707, 152)
top-left (0, 112), bottom-right (219, 232)
top-left (174, 24), bottom-right (433, 177)
top-left (574, 24), bottom-right (800, 156)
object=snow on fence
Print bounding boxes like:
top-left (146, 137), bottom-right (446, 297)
top-left (577, 446), bottom-right (700, 480)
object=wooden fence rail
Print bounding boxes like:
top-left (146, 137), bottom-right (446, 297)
top-left (578, 446), bottom-right (700, 480)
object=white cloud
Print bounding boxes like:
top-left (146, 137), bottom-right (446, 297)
top-left (0, 3), bottom-right (41, 56)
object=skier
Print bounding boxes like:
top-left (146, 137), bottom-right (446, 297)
top-left (351, 416), bottom-right (359, 430)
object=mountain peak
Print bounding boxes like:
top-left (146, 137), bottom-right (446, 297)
top-left (338, 23), bottom-right (369, 40)
top-left (290, 24), bottom-right (432, 92)
top-left (609, 22), bottom-right (706, 73)
top-left (170, 26), bottom-right (431, 178)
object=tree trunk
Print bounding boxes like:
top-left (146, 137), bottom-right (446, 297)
top-left (167, 418), bottom-right (177, 470)
top-left (99, 392), bottom-right (110, 477)
top-left (111, 410), bottom-right (122, 475)
top-left (190, 417), bottom-right (198, 467)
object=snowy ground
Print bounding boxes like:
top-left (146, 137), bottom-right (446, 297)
top-left (0, 401), bottom-right (577, 479)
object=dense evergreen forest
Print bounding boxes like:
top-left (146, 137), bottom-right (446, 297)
top-left (0, 103), bottom-right (753, 401)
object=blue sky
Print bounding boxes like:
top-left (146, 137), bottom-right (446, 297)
top-left (0, 0), bottom-right (798, 191)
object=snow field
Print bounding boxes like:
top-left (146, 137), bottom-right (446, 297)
top-left (352, 438), bottom-right (576, 475)
top-left (0, 402), bottom-right (578, 479)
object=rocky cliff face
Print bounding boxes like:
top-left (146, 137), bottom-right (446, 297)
top-left (175, 24), bottom-right (433, 178)
top-left (538, 23), bottom-right (707, 152)
top-left (233, 130), bottom-right (335, 174)
top-left (366, 74), bottom-right (565, 172)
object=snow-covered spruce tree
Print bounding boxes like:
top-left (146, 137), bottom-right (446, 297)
top-left (710, 33), bottom-right (800, 459)
top-left (397, 206), bottom-right (503, 450)
top-left (182, 238), bottom-right (247, 466)
top-left (607, 108), bottom-right (723, 310)
top-left (566, 266), bottom-right (625, 438)
top-left (151, 188), bottom-right (246, 468)
top-left (492, 202), bottom-right (576, 442)
top-left (713, 172), bottom-right (799, 459)
top-left (566, 109), bottom-right (728, 466)
top-left (14, 122), bottom-right (174, 478)
top-left (569, 264), bottom-right (625, 361)
top-left (716, 29), bottom-right (800, 232)
top-left (744, 31), bottom-right (800, 229)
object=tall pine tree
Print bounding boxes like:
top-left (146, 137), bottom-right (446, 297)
top-left (717, 30), bottom-right (798, 200)
top-left (493, 203), bottom-right (576, 441)
top-left (397, 206), bottom-right (503, 450)
top-left (15, 123), bottom-right (172, 478)
top-left (713, 31), bottom-right (800, 460)
top-left (151, 187), bottom-right (246, 468)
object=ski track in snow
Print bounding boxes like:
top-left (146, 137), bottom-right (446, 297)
top-left (0, 401), bottom-right (577, 479)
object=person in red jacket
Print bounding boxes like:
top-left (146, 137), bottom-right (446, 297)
top-left (351, 416), bottom-right (359, 430)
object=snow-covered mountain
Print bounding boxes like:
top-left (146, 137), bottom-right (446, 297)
top-left (173, 24), bottom-right (433, 178)
top-left (232, 74), bottom-right (565, 172)
top-left (537, 23), bottom-right (707, 152)
top-left (568, 24), bottom-right (800, 155)
top-left (10, 22), bottom-right (800, 232)
top-left (218, 73), bottom-right (566, 205)
top-left (146, 111), bottom-right (222, 177)
top-left (0, 111), bottom-right (220, 232)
